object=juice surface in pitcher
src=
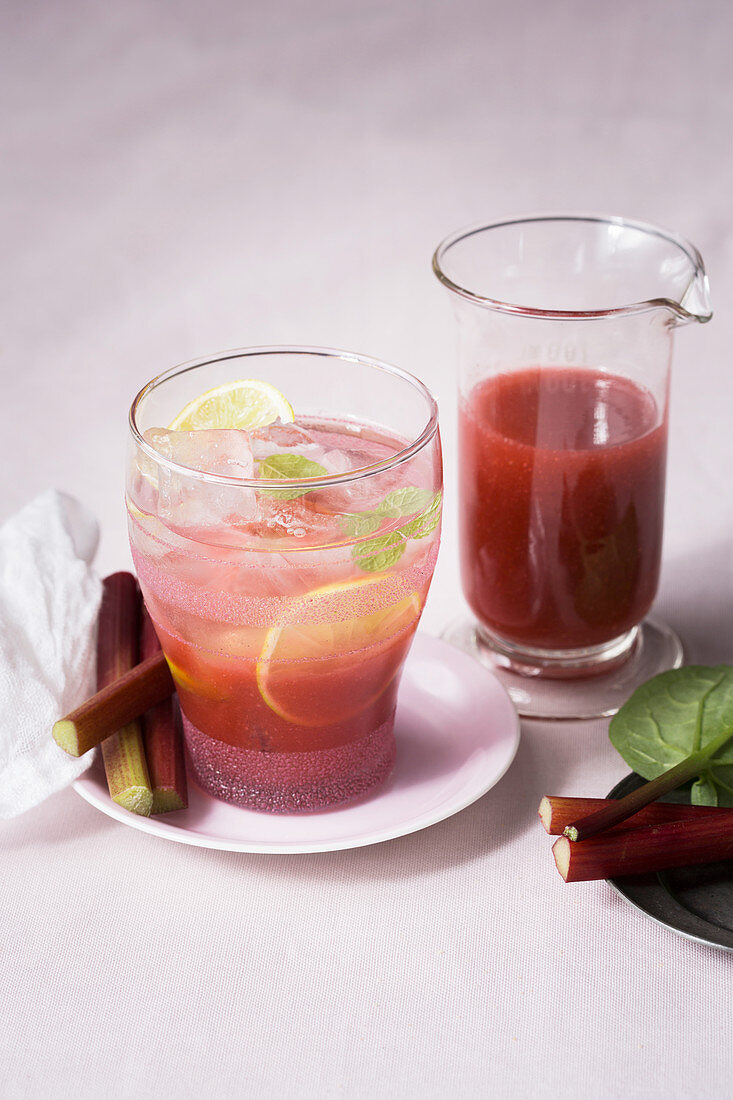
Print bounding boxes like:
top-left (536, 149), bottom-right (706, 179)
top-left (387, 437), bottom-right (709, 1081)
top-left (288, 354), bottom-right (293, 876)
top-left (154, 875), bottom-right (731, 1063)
top-left (459, 366), bottom-right (667, 650)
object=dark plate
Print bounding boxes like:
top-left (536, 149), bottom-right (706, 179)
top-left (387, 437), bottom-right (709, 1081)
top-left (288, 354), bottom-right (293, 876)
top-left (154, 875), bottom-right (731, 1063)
top-left (606, 774), bottom-right (733, 952)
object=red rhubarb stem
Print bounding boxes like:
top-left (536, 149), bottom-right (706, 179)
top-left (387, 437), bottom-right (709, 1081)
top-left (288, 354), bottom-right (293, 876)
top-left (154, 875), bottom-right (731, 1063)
top-left (562, 748), bottom-right (728, 842)
top-left (53, 652), bottom-right (174, 757)
top-left (96, 573), bottom-right (153, 816)
top-left (553, 817), bottom-right (733, 882)
top-left (140, 607), bottom-right (188, 813)
top-left (538, 795), bottom-right (733, 836)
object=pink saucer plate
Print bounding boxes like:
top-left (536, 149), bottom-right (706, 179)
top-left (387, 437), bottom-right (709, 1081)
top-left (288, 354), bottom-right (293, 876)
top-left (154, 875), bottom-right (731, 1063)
top-left (73, 632), bottom-right (520, 854)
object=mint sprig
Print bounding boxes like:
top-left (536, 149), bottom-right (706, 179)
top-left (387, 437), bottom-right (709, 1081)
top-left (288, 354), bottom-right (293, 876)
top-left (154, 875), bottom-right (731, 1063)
top-left (376, 487), bottom-right (433, 519)
top-left (257, 453), bottom-right (328, 499)
top-left (352, 533), bottom-right (407, 573)
top-left (399, 491), bottom-right (442, 540)
top-left (345, 488), bottom-right (442, 574)
top-left (340, 512), bottom-right (383, 538)
top-left (255, 458), bottom-right (442, 573)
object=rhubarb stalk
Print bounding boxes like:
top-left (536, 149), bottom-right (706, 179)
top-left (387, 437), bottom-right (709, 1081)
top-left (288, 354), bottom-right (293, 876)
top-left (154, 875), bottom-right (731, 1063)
top-left (96, 573), bottom-right (153, 816)
top-left (538, 795), bottom-right (733, 836)
top-left (563, 731), bottom-right (733, 842)
top-left (140, 607), bottom-right (188, 813)
top-left (553, 817), bottom-right (733, 882)
top-left (53, 651), bottom-right (174, 756)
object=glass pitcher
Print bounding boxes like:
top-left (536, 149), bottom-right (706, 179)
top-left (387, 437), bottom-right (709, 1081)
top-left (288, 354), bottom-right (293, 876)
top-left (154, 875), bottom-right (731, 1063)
top-left (433, 214), bottom-right (712, 719)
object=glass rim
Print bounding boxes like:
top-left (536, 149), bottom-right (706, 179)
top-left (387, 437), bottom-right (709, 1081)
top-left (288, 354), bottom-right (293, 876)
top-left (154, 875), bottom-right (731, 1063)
top-left (431, 211), bottom-right (711, 322)
top-left (129, 344), bottom-right (440, 490)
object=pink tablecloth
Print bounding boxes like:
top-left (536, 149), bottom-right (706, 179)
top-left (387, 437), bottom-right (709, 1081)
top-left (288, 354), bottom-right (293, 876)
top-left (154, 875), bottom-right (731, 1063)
top-left (3, 2), bottom-right (732, 1097)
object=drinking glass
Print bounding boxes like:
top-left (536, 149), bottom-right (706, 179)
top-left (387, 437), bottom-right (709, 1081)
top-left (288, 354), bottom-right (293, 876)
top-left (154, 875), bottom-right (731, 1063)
top-left (433, 214), bottom-right (711, 719)
top-left (127, 347), bottom-right (442, 811)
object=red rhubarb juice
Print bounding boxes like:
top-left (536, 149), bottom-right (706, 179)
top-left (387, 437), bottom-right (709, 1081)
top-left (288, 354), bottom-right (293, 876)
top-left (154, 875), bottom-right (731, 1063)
top-left (459, 367), bottom-right (667, 651)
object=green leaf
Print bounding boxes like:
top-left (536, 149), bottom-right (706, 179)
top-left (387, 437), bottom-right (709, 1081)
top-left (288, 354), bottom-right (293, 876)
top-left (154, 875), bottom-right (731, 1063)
top-left (339, 512), bottom-right (383, 538)
top-left (257, 453), bottom-right (328, 499)
top-left (377, 486), bottom-right (433, 519)
top-left (691, 773), bottom-right (718, 806)
top-left (399, 490), bottom-right (442, 540)
top-left (352, 532), bottom-right (406, 574)
top-left (340, 487), bottom-right (442, 550)
top-left (708, 760), bottom-right (733, 802)
top-left (609, 665), bottom-right (733, 807)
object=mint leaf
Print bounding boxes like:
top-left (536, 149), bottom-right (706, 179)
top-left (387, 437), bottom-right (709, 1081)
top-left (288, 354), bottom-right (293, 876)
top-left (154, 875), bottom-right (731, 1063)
top-left (259, 453), bottom-right (328, 480)
top-left (399, 490), bottom-right (442, 540)
top-left (341, 487), bottom-right (441, 550)
top-left (352, 532), bottom-right (406, 574)
top-left (609, 665), bottom-right (733, 807)
top-left (257, 453), bottom-right (328, 499)
top-left (377, 486), bottom-right (433, 519)
top-left (340, 512), bottom-right (383, 537)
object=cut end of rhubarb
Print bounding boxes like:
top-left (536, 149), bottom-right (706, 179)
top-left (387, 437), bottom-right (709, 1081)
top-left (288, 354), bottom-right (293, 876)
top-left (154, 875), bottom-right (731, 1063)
top-left (113, 786), bottom-right (154, 816)
top-left (538, 797), bottom-right (552, 832)
top-left (151, 788), bottom-right (188, 814)
top-left (552, 837), bottom-right (571, 881)
top-left (53, 719), bottom-right (81, 757)
top-left (101, 723), bottom-right (152, 817)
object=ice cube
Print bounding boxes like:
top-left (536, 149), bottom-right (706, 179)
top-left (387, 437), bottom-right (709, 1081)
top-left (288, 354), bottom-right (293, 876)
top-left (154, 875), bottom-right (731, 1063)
top-left (250, 422), bottom-right (315, 459)
top-left (251, 421), bottom-right (354, 477)
top-left (310, 465), bottom-right (399, 516)
top-left (242, 495), bottom-right (346, 545)
top-left (314, 443), bottom-right (434, 518)
top-left (142, 428), bottom-right (257, 533)
top-left (145, 428), bottom-right (255, 479)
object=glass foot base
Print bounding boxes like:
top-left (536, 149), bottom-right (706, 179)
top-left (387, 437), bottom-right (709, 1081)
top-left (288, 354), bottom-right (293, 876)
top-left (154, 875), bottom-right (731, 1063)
top-left (441, 617), bottom-right (684, 720)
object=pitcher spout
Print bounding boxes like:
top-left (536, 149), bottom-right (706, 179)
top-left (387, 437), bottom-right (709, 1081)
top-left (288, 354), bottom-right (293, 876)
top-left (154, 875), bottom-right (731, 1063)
top-left (667, 263), bottom-right (713, 325)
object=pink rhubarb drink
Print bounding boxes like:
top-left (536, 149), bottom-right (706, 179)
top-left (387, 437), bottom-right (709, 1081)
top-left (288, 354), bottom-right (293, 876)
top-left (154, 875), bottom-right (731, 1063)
top-left (127, 348), bottom-right (442, 813)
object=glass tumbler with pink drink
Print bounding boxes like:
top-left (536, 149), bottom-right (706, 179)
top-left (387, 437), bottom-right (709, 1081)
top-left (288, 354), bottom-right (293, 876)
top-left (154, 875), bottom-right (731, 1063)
top-left (127, 347), bottom-right (442, 812)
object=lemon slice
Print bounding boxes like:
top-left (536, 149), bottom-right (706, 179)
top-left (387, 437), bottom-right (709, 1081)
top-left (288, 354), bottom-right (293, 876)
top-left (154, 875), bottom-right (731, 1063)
top-left (165, 654), bottom-right (229, 701)
top-left (256, 577), bottom-right (422, 727)
top-left (168, 379), bottom-right (295, 431)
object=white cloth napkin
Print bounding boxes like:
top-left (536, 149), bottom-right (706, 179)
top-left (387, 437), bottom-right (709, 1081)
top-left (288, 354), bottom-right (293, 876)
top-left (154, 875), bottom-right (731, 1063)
top-left (0, 490), bottom-right (102, 818)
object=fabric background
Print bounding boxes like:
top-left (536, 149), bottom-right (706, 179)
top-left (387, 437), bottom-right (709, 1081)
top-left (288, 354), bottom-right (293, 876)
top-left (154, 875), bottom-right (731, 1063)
top-left (2, 2), bottom-right (732, 1097)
